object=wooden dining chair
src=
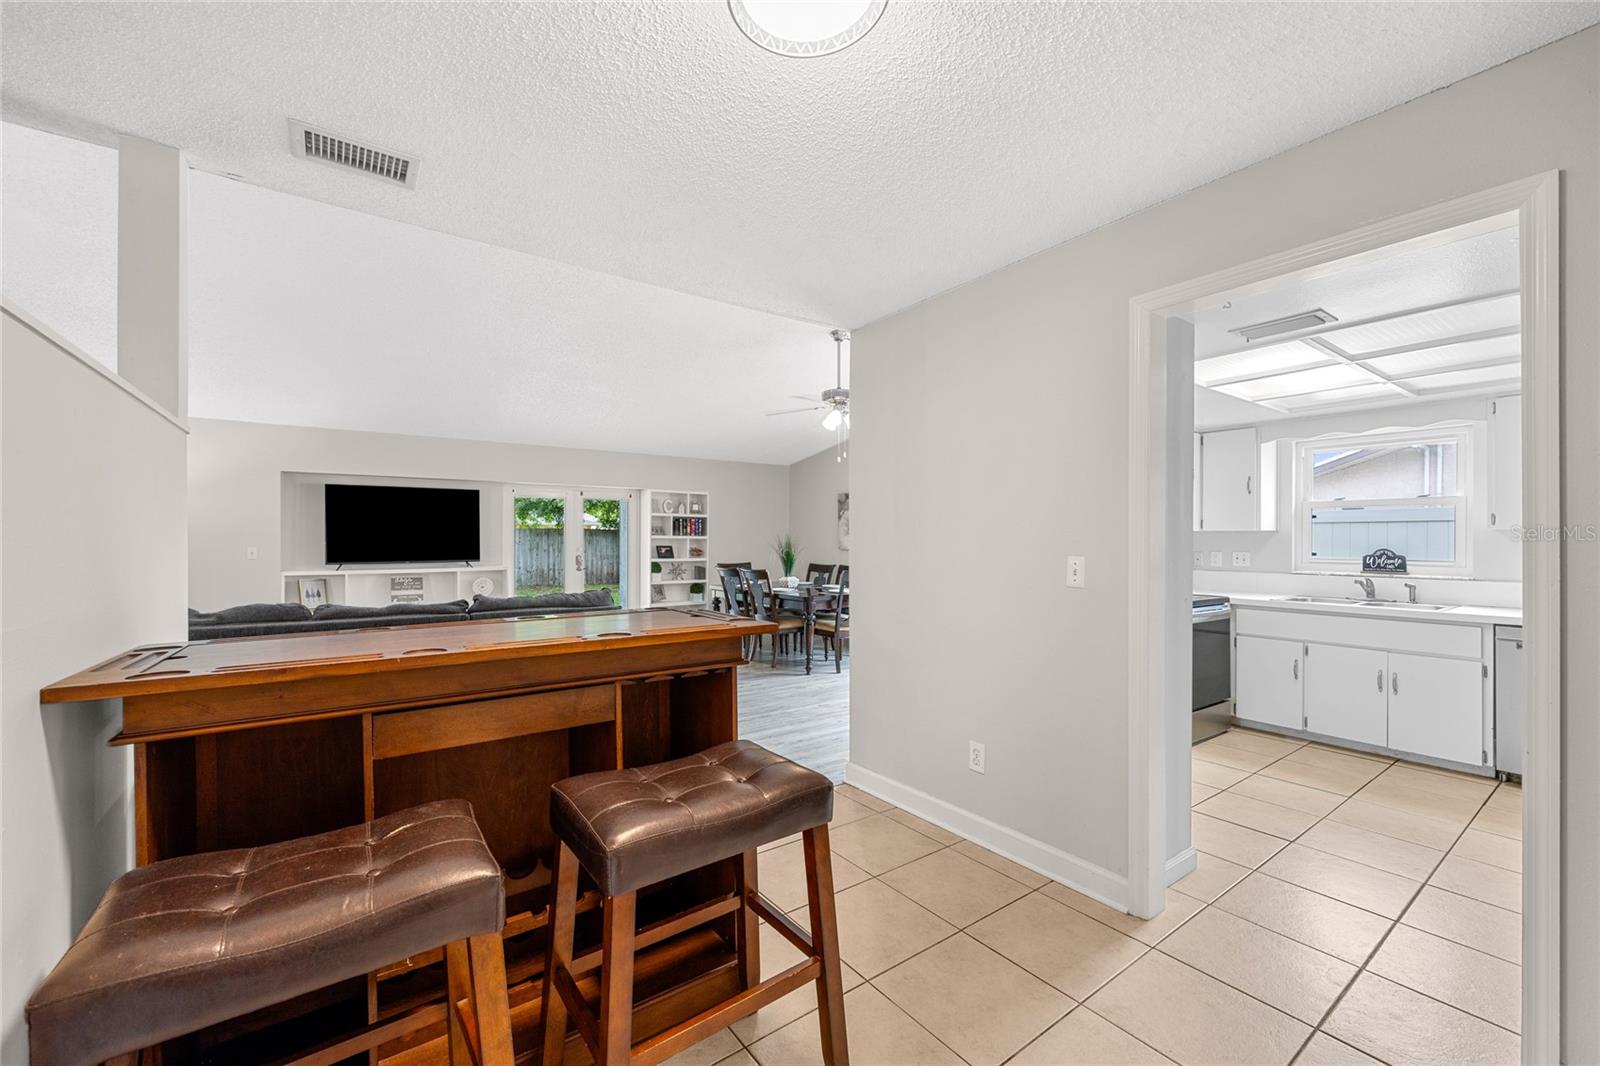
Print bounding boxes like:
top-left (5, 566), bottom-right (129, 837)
top-left (805, 563), bottom-right (835, 586)
top-left (718, 567), bottom-right (759, 658)
top-left (738, 567), bottom-right (803, 666)
top-left (815, 589), bottom-right (849, 673)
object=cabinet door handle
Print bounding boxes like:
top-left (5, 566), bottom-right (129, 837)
top-left (1377, 669), bottom-right (1384, 692)
top-left (1246, 475), bottom-right (1252, 496)
top-left (1293, 658), bottom-right (1299, 681)
top-left (1392, 672), bottom-right (1399, 695)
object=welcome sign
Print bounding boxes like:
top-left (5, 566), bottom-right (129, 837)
top-left (1362, 548), bottom-right (1408, 573)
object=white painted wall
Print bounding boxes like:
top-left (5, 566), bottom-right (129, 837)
top-left (1194, 394), bottom-right (1522, 584)
top-left (787, 444), bottom-right (849, 576)
top-left (849, 30), bottom-right (1597, 1058)
top-left (0, 307), bottom-right (188, 1061)
top-left (187, 418), bottom-right (792, 611)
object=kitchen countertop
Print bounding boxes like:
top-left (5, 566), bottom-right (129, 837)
top-left (1220, 593), bottom-right (1522, 627)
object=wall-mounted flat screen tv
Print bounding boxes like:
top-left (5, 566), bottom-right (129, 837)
top-left (324, 484), bottom-right (481, 565)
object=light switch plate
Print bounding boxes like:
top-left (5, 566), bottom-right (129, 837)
top-left (1232, 551), bottom-right (1252, 567)
top-left (1209, 551), bottom-right (1224, 568)
top-left (1193, 551), bottom-right (1204, 567)
top-left (246, 546), bottom-right (258, 560)
top-left (1066, 556), bottom-right (1085, 587)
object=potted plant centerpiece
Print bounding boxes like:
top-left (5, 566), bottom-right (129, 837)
top-left (772, 534), bottom-right (800, 588)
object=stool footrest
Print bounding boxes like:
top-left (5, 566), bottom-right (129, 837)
top-left (632, 957), bottom-right (823, 1066)
top-left (571, 894), bottom-right (743, 976)
top-left (746, 891), bottom-right (815, 958)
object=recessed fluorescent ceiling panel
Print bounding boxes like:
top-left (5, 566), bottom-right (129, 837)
top-left (1404, 363), bottom-right (1521, 393)
top-left (1360, 333), bottom-right (1520, 378)
top-left (1193, 341), bottom-right (1330, 387)
top-left (1321, 292), bottom-right (1519, 355)
top-left (1214, 362), bottom-right (1380, 402)
top-left (1273, 383), bottom-right (1400, 411)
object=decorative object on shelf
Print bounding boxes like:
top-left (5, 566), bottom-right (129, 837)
top-left (838, 492), bottom-right (851, 551)
top-left (655, 545), bottom-right (676, 559)
top-left (771, 533), bottom-right (798, 578)
top-left (651, 561), bottom-right (663, 574)
top-left (690, 583), bottom-right (705, 596)
top-left (689, 547), bottom-right (705, 558)
top-left (470, 575), bottom-right (495, 596)
top-left (689, 499), bottom-right (703, 514)
top-left (1362, 548), bottom-right (1409, 573)
top-left (296, 578), bottom-right (329, 609)
top-left (666, 562), bottom-right (688, 580)
top-left (650, 585), bottom-right (666, 603)
top-left (652, 521), bottom-right (666, 536)
top-left (389, 575), bottom-right (425, 604)
top-left (661, 498), bottom-right (678, 514)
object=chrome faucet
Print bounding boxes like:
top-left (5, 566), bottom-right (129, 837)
top-left (1354, 577), bottom-right (1376, 600)
top-left (1404, 582), bottom-right (1419, 604)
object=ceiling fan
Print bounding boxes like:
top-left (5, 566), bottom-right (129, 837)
top-left (768, 328), bottom-right (850, 431)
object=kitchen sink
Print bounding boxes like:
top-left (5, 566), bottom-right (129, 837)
top-left (1279, 596), bottom-right (1451, 611)
top-left (1354, 601), bottom-right (1451, 611)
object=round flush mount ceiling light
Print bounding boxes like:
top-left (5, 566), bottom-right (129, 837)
top-left (728, 1), bottom-right (887, 58)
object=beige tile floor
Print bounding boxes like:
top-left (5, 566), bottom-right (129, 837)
top-left (671, 732), bottom-right (1523, 1066)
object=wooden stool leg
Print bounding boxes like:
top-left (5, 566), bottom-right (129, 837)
top-left (803, 824), bottom-right (850, 1066)
top-left (467, 931), bottom-right (515, 1066)
top-left (540, 841), bottom-right (580, 1066)
top-left (734, 848), bottom-right (761, 989)
top-left (445, 938), bottom-right (476, 1065)
top-left (597, 892), bottom-right (637, 1066)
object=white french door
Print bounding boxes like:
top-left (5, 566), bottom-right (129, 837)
top-left (511, 487), bottom-right (632, 607)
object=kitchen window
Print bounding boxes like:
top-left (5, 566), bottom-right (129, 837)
top-left (1293, 427), bottom-right (1471, 574)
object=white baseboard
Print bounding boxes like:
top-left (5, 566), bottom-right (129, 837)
top-left (844, 762), bottom-right (1129, 911)
top-left (1165, 846), bottom-right (1197, 885)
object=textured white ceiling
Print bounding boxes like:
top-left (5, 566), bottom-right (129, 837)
top-left (1, 122), bottom-right (846, 465)
top-left (3, 2), bottom-right (1594, 329)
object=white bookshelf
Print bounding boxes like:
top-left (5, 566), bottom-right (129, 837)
top-left (642, 489), bottom-right (710, 609)
top-left (281, 565), bottom-right (510, 608)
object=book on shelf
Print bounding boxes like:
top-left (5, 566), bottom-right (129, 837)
top-left (668, 516), bottom-right (707, 536)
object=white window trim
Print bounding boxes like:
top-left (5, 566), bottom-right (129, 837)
top-left (1291, 425), bottom-right (1474, 576)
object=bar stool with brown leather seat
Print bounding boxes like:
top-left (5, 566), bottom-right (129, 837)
top-left (27, 799), bottom-right (515, 1066)
top-left (539, 740), bottom-right (848, 1066)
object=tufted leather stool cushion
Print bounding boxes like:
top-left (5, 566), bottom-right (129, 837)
top-left (27, 799), bottom-right (504, 1066)
top-left (550, 740), bottom-right (833, 897)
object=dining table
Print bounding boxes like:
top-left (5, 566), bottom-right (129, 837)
top-left (772, 582), bottom-right (845, 675)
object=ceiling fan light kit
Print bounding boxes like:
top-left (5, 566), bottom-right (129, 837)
top-left (766, 328), bottom-right (852, 459)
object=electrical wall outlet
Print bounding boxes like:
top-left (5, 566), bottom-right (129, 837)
top-left (1232, 551), bottom-right (1252, 567)
top-left (246, 546), bottom-right (258, 560)
top-left (968, 741), bottom-right (986, 774)
top-left (1066, 556), bottom-right (1086, 588)
top-left (1192, 551), bottom-right (1204, 567)
top-left (1209, 551), bottom-right (1224, 568)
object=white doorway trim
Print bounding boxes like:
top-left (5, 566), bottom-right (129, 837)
top-left (1124, 172), bottom-right (1561, 1064)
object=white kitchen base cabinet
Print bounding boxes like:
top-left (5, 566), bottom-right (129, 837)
top-left (1235, 636), bottom-right (1304, 731)
top-left (1387, 652), bottom-right (1486, 766)
top-left (1304, 643), bottom-right (1389, 748)
top-left (1231, 605), bottom-right (1493, 773)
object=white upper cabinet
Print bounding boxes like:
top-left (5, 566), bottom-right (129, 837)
top-left (1198, 428), bottom-right (1274, 531)
top-left (1487, 396), bottom-right (1522, 531)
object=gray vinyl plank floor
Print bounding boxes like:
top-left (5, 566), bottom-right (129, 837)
top-left (737, 640), bottom-right (849, 782)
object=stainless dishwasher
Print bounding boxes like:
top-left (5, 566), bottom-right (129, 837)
top-left (1192, 596), bottom-right (1232, 743)
top-left (1495, 626), bottom-right (1523, 778)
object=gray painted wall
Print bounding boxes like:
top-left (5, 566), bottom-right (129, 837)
top-left (787, 443), bottom-right (849, 578)
top-left (850, 29), bottom-right (1597, 1059)
top-left (0, 309), bottom-right (189, 1061)
top-left (187, 418), bottom-right (793, 611)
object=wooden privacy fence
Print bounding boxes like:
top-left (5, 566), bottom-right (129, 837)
top-left (515, 527), bottom-right (621, 587)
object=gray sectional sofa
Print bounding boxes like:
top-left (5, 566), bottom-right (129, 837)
top-left (188, 589), bottom-right (618, 640)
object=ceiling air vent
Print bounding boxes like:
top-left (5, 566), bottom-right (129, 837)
top-left (1229, 308), bottom-right (1337, 344)
top-left (288, 119), bottom-right (418, 189)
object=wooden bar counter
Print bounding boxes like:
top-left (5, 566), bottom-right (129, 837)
top-left (41, 606), bottom-right (775, 1064)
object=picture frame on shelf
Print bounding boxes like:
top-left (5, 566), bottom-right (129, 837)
top-left (650, 585), bottom-right (666, 603)
top-left (296, 578), bottom-right (329, 609)
top-left (689, 499), bottom-right (703, 514)
top-left (655, 545), bottom-right (675, 559)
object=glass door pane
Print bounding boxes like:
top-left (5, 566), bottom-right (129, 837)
top-left (578, 491), bottom-right (628, 608)
top-left (512, 493), bottom-right (567, 597)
